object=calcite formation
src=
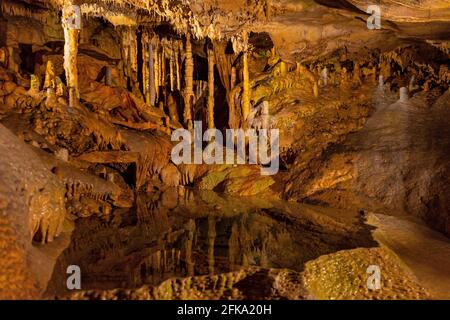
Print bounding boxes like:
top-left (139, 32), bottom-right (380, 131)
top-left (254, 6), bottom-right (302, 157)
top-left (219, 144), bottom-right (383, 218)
top-left (0, 0), bottom-right (450, 301)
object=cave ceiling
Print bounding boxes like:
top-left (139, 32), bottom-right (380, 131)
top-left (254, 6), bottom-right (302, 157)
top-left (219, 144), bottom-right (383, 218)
top-left (2, 0), bottom-right (450, 61)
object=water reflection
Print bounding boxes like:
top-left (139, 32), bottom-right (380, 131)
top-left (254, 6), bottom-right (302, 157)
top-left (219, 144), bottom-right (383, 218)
top-left (46, 188), bottom-right (376, 295)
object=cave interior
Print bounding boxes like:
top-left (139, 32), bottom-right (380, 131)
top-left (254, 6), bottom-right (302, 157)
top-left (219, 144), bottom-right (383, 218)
top-left (0, 0), bottom-right (450, 300)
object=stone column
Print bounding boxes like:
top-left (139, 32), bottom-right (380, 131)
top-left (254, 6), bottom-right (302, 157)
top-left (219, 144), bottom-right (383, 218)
top-left (207, 42), bottom-right (215, 129)
top-left (62, 2), bottom-right (81, 108)
top-left (242, 32), bottom-right (250, 123)
top-left (183, 34), bottom-right (194, 129)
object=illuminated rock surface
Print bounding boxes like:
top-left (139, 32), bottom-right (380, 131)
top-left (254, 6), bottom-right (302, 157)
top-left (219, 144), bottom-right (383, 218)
top-left (0, 0), bottom-right (449, 300)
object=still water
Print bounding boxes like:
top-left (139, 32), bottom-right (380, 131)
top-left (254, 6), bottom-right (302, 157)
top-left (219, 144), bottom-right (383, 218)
top-left (46, 188), bottom-right (375, 295)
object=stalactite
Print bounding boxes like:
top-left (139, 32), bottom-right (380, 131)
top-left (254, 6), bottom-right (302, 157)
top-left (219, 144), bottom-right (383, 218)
top-left (161, 43), bottom-right (166, 90)
top-left (142, 32), bottom-right (149, 104)
top-left (130, 29), bottom-right (138, 79)
top-left (242, 32), bottom-right (251, 124)
top-left (228, 65), bottom-right (238, 129)
top-left (175, 41), bottom-right (181, 92)
top-left (265, 0), bottom-right (272, 20)
top-left (183, 33), bottom-right (194, 129)
top-left (207, 42), bottom-right (215, 129)
top-left (62, 3), bottom-right (80, 108)
top-left (159, 43), bottom-right (164, 87)
top-left (231, 66), bottom-right (237, 89)
top-left (169, 40), bottom-right (175, 92)
top-left (153, 38), bottom-right (159, 103)
top-left (122, 27), bottom-right (138, 97)
top-left (149, 38), bottom-right (155, 106)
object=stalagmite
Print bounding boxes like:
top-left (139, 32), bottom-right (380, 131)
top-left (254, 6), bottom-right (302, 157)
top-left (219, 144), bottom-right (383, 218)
top-left (43, 60), bottom-right (56, 89)
top-left (29, 74), bottom-right (40, 95)
top-left (105, 66), bottom-right (112, 86)
top-left (353, 62), bottom-right (362, 85)
top-left (409, 75), bottom-right (418, 92)
top-left (296, 62), bottom-right (301, 74)
top-left (280, 61), bottom-right (287, 76)
top-left (62, 2), bottom-right (80, 108)
top-left (372, 66), bottom-right (377, 82)
top-left (313, 81), bottom-right (319, 98)
top-left (45, 87), bottom-right (56, 111)
top-left (379, 75), bottom-right (384, 88)
top-left (183, 33), bottom-right (194, 128)
top-left (399, 87), bottom-right (409, 102)
top-left (242, 32), bottom-right (251, 123)
top-left (207, 42), bottom-right (215, 129)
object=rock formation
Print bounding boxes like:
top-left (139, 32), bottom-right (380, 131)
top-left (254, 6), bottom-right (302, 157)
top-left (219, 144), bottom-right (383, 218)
top-left (0, 0), bottom-right (450, 300)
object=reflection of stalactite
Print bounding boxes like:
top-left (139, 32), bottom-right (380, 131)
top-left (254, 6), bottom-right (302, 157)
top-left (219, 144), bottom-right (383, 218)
top-left (207, 42), bottom-right (215, 129)
top-left (185, 219), bottom-right (196, 276)
top-left (240, 215), bottom-right (251, 268)
top-left (228, 222), bottom-right (239, 271)
top-left (260, 238), bottom-right (269, 268)
top-left (183, 33), bottom-right (194, 128)
top-left (155, 250), bottom-right (161, 273)
top-left (208, 216), bottom-right (216, 275)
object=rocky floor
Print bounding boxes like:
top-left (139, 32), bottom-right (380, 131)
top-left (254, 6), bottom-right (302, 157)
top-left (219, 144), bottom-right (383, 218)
top-left (368, 213), bottom-right (450, 299)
